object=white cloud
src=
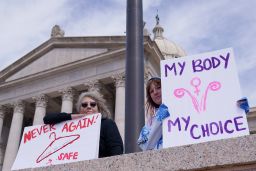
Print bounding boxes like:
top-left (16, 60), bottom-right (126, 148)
top-left (150, 0), bottom-right (256, 106)
top-left (65, 1), bottom-right (126, 36)
top-left (0, 0), bottom-right (70, 70)
top-left (0, 0), bottom-right (255, 107)
top-left (143, 0), bottom-right (163, 11)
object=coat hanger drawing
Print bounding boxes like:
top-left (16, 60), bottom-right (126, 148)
top-left (36, 132), bottom-right (80, 163)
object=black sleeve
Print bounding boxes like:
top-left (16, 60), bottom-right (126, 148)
top-left (43, 112), bottom-right (72, 124)
top-left (102, 119), bottom-right (124, 156)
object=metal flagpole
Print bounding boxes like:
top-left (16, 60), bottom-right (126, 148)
top-left (125, 0), bottom-right (145, 153)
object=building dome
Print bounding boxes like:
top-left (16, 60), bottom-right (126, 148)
top-left (153, 15), bottom-right (186, 58)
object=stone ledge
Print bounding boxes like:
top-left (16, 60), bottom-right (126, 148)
top-left (18, 134), bottom-right (256, 171)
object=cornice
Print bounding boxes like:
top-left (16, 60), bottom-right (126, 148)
top-left (0, 48), bottom-right (125, 89)
top-left (0, 36), bottom-right (127, 82)
top-left (0, 35), bottom-right (162, 89)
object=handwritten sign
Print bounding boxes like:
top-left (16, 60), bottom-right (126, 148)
top-left (12, 113), bottom-right (101, 170)
top-left (161, 48), bottom-right (249, 148)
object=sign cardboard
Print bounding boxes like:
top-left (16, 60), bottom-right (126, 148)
top-left (161, 48), bottom-right (249, 148)
top-left (12, 113), bottom-right (101, 170)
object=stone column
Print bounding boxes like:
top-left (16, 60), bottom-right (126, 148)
top-left (85, 80), bottom-right (101, 93)
top-left (144, 72), bottom-right (150, 100)
top-left (85, 80), bottom-right (115, 118)
top-left (60, 87), bottom-right (75, 113)
top-left (112, 73), bottom-right (125, 141)
top-left (0, 106), bottom-right (6, 167)
top-left (144, 72), bottom-right (150, 123)
top-left (85, 80), bottom-right (104, 107)
top-left (0, 106), bottom-right (6, 140)
top-left (2, 101), bottom-right (25, 171)
top-left (33, 94), bottom-right (48, 125)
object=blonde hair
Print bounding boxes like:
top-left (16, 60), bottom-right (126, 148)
top-left (145, 78), bottom-right (161, 119)
top-left (76, 92), bottom-right (111, 119)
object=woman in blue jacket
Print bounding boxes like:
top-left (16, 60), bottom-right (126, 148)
top-left (137, 77), bottom-right (170, 150)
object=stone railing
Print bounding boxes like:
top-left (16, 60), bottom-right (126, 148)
top-left (12, 110), bottom-right (256, 171)
top-left (17, 133), bottom-right (256, 171)
top-left (248, 108), bottom-right (256, 134)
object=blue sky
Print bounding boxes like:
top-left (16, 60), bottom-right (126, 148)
top-left (0, 0), bottom-right (255, 107)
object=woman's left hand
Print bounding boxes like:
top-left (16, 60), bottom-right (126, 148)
top-left (71, 114), bottom-right (87, 120)
top-left (156, 104), bottom-right (170, 121)
top-left (237, 97), bottom-right (250, 114)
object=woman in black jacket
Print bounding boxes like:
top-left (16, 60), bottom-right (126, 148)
top-left (43, 91), bottom-right (123, 158)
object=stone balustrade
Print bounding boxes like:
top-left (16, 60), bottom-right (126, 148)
top-left (17, 133), bottom-right (256, 171)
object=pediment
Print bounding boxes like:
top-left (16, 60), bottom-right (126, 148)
top-left (0, 36), bottom-right (129, 83)
top-left (0, 36), bottom-right (162, 85)
top-left (6, 47), bottom-right (108, 82)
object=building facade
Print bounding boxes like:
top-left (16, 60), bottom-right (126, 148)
top-left (0, 19), bottom-right (188, 170)
top-left (0, 20), bottom-right (254, 171)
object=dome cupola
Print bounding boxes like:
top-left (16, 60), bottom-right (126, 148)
top-left (153, 14), bottom-right (186, 58)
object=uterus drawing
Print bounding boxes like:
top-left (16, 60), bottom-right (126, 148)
top-left (173, 77), bottom-right (221, 113)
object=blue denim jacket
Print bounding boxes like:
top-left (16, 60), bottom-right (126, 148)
top-left (137, 104), bottom-right (170, 151)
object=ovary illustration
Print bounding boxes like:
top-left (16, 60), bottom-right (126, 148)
top-left (174, 77), bottom-right (221, 113)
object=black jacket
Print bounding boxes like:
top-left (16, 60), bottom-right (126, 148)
top-left (43, 113), bottom-right (123, 158)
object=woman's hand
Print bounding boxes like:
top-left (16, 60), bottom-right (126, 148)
top-left (237, 97), bottom-right (250, 114)
top-left (71, 114), bottom-right (87, 120)
top-left (156, 104), bottom-right (170, 121)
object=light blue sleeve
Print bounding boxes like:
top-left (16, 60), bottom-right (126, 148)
top-left (137, 119), bottom-right (162, 151)
top-left (137, 104), bottom-right (170, 151)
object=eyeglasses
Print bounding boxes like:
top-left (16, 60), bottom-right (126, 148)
top-left (81, 102), bottom-right (97, 108)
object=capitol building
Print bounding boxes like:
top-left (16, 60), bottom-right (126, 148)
top-left (0, 18), bottom-right (255, 171)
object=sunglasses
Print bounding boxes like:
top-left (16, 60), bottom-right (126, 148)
top-left (81, 102), bottom-right (97, 108)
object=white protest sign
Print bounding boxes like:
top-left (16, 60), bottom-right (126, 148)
top-left (12, 113), bottom-right (101, 170)
top-left (161, 48), bottom-right (249, 148)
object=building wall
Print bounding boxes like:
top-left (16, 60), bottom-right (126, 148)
top-left (0, 37), bottom-right (162, 170)
top-left (0, 35), bottom-right (254, 170)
